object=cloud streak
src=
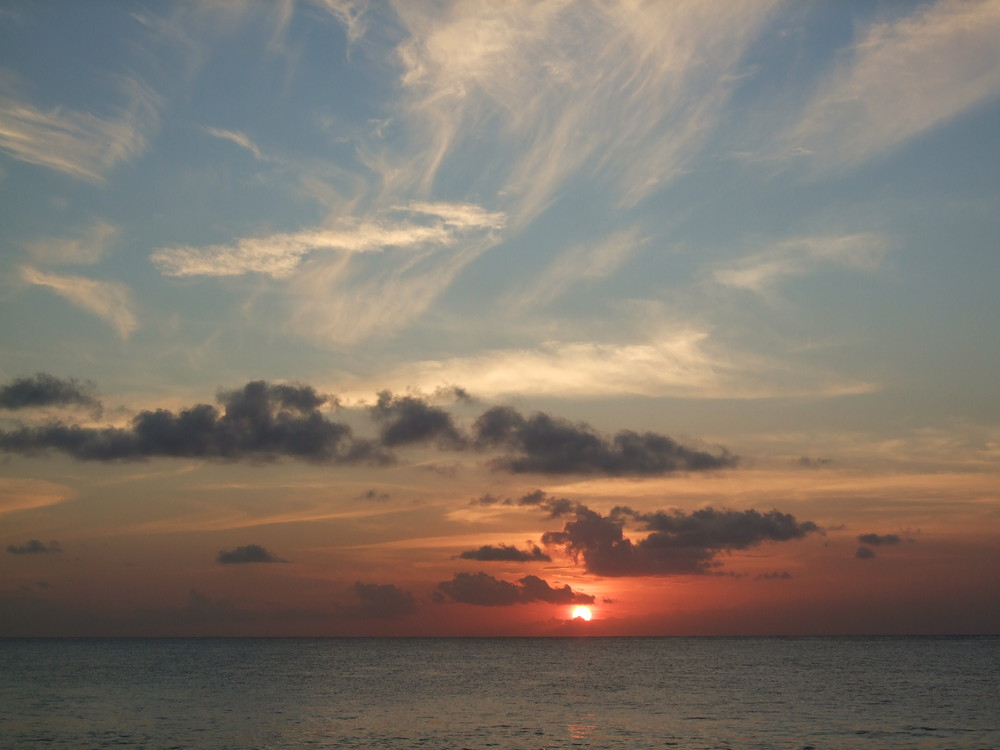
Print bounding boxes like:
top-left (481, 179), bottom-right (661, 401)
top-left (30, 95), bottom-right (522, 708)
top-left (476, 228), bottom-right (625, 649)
top-left (0, 77), bottom-right (160, 182)
top-left (20, 267), bottom-right (137, 339)
top-left (203, 126), bottom-right (263, 160)
top-left (151, 202), bottom-right (504, 278)
top-left (787, 0), bottom-right (1000, 171)
top-left (713, 234), bottom-right (890, 294)
top-left (23, 220), bottom-right (120, 266)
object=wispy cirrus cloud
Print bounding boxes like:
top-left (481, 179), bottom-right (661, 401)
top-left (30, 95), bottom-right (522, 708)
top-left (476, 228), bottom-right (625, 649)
top-left (0, 77), bottom-right (160, 183)
top-left (356, 333), bottom-right (876, 401)
top-left (151, 202), bottom-right (504, 278)
top-left (22, 220), bottom-right (120, 266)
top-left (786, 0), bottom-right (1000, 172)
top-left (712, 233), bottom-right (890, 294)
top-left (203, 126), bottom-right (263, 160)
top-left (380, 1), bottom-right (783, 222)
top-left (509, 227), bottom-right (649, 310)
top-left (21, 266), bottom-right (137, 339)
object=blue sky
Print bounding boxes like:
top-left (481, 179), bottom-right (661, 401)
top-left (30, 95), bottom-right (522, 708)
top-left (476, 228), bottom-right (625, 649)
top-left (1, 0), bottom-right (998, 636)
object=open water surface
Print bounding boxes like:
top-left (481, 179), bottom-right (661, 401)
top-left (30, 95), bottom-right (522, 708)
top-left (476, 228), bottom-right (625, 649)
top-left (1, 636), bottom-right (997, 749)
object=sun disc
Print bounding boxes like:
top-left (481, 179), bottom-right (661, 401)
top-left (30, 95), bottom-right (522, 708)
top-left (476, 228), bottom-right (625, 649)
top-left (572, 605), bottom-right (592, 621)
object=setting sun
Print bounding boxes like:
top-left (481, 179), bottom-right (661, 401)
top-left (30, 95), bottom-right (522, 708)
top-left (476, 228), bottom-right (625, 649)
top-left (571, 606), bottom-right (593, 621)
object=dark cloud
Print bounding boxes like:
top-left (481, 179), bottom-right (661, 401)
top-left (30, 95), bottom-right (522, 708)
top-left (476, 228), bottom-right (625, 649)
top-left (857, 533), bottom-right (902, 546)
top-left (358, 488), bottom-right (391, 502)
top-left (756, 571), bottom-right (793, 580)
top-left (856, 546), bottom-right (876, 560)
top-left (369, 390), bottom-right (465, 448)
top-left (0, 379), bottom-right (738, 479)
top-left (470, 489), bottom-right (577, 518)
top-left (458, 543), bottom-right (551, 562)
top-left (435, 572), bottom-right (593, 606)
top-left (797, 456), bottom-right (832, 468)
top-left (7, 539), bottom-right (61, 555)
top-left (0, 374), bottom-right (100, 412)
top-left (352, 582), bottom-right (418, 619)
top-left (217, 544), bottom-right (286, 564)
top-left (434, 385), bottom-right (475, 404)
top-left (0, 380), bottom-right (388, 465)
top-left (542, 505), bottom-right (819, 577)
top-left (472, 406), bottom-right (735, 475)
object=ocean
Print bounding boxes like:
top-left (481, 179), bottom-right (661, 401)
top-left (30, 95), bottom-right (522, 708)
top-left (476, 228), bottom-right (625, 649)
top-left (1, 636), bottom-right (997, 749)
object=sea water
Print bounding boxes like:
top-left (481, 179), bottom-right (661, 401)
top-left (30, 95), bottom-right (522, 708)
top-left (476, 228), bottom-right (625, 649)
top-left (1, 636), bottom-right (997, 749)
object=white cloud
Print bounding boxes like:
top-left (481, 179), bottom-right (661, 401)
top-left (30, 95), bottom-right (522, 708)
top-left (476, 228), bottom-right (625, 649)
top-left (23, 220), bottom-right (120, 266)
top-left (151, 202), bottom-right (504, 278)
top-left (0, 77), bottom-right (160, 183)
top-left (21, 266), bottom-right (138, 339)
top-left (787, 0), bottom-right (1000, 171)
top-left (713, 233), bottom-right (890, 294)
top-left (335, 333), bottom-right (876, 402)
top-left (381, 1), bottom-right (782, 223)
top-left (203, 126), bottom-right (263, 159)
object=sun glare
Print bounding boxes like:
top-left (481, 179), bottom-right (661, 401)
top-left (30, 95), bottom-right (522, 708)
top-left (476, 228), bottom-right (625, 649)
top-left (571, 605), bottom-right (593, 621)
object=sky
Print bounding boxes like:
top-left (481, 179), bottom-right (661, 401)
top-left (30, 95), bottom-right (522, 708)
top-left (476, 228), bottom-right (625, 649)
top-left (1, 0), bottom-right (998, 637)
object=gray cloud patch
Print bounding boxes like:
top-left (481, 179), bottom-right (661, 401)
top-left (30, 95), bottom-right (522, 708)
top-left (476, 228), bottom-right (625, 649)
top-left (435, 571), bottom-right (593, 606)
top-left (458, 543), bottom-right (551, 562)
top-left (7, 539), bottom-right (61, 555)
top-left (473, 406), bottom-right (735, 475)
top-left (542, 505), bottom-right (819, 577)
top-left (370, 390), bottom-right (465, 448)
top-left (217, 544), bottom-right (286, 564)
top-left (857, 533), bottom-right (902, 546)
top-left (352, 582), bottom-right (418, 619)
top-left (0, 380), bottom-right (388, 465)
top-left (0, 374), bottom-right (100, 412)
top-left (856, 546), bottom-right (876, 560)
top-left (470, 489), bottom-right (576, 518)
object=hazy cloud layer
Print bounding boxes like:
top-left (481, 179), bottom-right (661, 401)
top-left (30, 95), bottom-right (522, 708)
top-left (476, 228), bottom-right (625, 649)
top-left (217, 544), bottom-right (286, 564)
top-left (435, 572), bottom-right (593, 607)
top-left (473, 406), bottom-right (735, 475)
top-left (457, 543), bottom-right (551, 563)
top-left (7, 539), bottom-right (61, 555)
top-left (0, 374), bottom-right (100, 412)
top-left (542, 505), bottom-right (819, 577)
